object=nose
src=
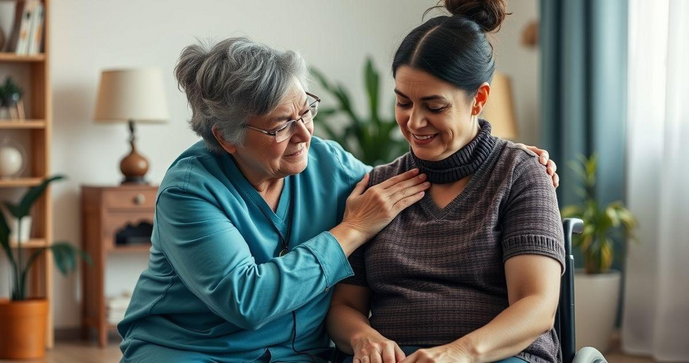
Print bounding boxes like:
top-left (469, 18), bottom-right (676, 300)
top-left (289, 118), bottom-right (311, 143)
top-left (406, 106), bottom-right (427, 131)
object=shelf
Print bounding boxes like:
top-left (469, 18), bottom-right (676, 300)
top-left (109, 243), bottom-right (152, 253)
top-left (0, 119), bottom-right (46, 129)
top-left (0, 177), bottom-right (43, 188)
top-left (0, 53), bottom-right (45, 62)
top-left (10, 238), bottom-right (47, 249)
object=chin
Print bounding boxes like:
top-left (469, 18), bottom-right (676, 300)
top-left (410, 145), bottom-right (444, 161)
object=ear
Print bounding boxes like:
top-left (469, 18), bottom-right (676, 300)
top-left (471, 82), bottom-right (491, 116)
top-left (212, 126), bottom-right (238, 154)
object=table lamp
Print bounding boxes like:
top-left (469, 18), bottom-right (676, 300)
top-left (481, 72), bottom-right (518, 140)
top-left (94, 68), bottom-right (168, 184)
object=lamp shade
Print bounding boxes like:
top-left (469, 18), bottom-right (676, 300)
top-left (94, 68), bottom-right (169, 124)
top-left (481, 72), bottom-right (518, 140)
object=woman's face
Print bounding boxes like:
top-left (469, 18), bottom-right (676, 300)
top-left (394, 66), bottom-right (487, 161)
top-left (217, 77), bottom-right (313, 185)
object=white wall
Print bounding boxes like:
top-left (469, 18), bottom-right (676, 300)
top-left (0, 0), bottom-right (539, 329)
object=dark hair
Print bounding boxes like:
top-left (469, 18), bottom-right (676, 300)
top-left (392, 0), bottom-right (508, 96)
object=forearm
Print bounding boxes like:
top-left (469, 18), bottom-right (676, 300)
top-left (330, 222), bottom-right (368, 256)
top-left (451, 295), bottom-right (555, 363)
top-left (327, 303), bottom-right (380, 354)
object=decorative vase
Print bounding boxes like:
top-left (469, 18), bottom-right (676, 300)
top-left (574, 269), bottom-right (622, 353)
top-left (0, 299), bottom-right (48, 359)
top-left (0, 138), bottom-right (26, 178)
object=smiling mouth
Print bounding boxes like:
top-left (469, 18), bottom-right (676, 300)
top-left (412, 133), bottom-right (438, 140)
top-left (286, 146), bottom-right (305, 157)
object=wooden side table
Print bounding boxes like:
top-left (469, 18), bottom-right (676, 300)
top-left (81, 185), bottom-right (158, 348)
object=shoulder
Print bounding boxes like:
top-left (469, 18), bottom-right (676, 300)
top-left (305, 136), bottom-right (371, 186)
top-left (369, 153), bottom-right (414, 186)
top-left (494, 140), bottom-right (547, 181)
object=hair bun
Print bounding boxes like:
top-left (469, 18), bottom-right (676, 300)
top-left (444, 0), bottom-right (508, 32)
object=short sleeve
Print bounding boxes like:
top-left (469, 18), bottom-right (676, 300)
top-left (501, 155), bottom-right (566, 273)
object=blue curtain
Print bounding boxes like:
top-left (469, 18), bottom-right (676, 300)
top-left (540, 0), bottom-right (628, 210)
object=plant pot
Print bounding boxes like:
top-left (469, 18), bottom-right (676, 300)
top-left (574, 269), bottom-right (621, 353)
top-left (0, 298), bottom-right (48, 359)
top-left (8, 216), bottom-right (32, 243)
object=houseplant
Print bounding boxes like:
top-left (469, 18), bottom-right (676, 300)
top-left (0, 175), bottom-right (90, 359)
top-left (561, 154), bottom-right (637, 352)
top-left (310, 57), bottom-right (408, 166)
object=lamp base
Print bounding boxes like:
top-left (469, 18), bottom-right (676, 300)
top-left (121, 175), bottom-right (148, 185)
top-left (120, 120), bottom-right (150, 185)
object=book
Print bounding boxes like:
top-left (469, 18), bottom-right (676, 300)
top-left (15, 0), bottom-right (37, 55)
top-left (28, 1), bottom-right (44, 55)
top-left (5, 0), bottom-right (26, 52)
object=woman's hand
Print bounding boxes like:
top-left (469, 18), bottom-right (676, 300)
top-left (334, 168), bottom-right (429, 254)
top-left (516, 144), bottom-right (559, 188)
top-left (351, 332), bottom-right (406, 363)
top-left (399, 344), bottom-right (472, 363)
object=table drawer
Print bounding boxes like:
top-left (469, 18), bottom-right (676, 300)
top-left (103, 189), bottom-right (157, 210)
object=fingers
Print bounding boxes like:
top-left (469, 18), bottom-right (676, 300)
top-left (386, 173), bottom-right (428, 198)
top-left (394, 345), bottom-right (406, 362)
top-left (546, 159), bottom-right (557, 175)
top-left (520, 144), bottom-right (550, 165)
top-left (391, 189), bottom-right (426, 213)
top-left (371, 352), bottom-right (383, 363)
top-left (538, 150), bottom-right (550, 165)
top-left (378, 168), bottom-right (420, 189)
top-left (381, 345), bottom-right (397, 363)
top-left (553, 172), bottom-right (560, 188)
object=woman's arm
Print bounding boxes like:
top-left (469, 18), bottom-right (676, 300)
top-left (328, 284), bottom-right (406, 363)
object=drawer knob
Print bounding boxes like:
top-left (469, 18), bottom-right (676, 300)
top-left (133, 194), bottom-right (146, 205)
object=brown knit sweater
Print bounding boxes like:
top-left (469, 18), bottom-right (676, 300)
top-left (343, 139), bottom-right (565, 363)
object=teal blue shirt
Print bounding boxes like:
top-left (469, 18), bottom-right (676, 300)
top-left (118, 137), bottom-right (370, 362)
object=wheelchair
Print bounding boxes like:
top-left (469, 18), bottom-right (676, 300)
top-left (559, 218), bottom-right (607, 363)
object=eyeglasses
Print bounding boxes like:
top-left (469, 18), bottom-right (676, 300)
top-left (244, 92), bottom-right (321, 143)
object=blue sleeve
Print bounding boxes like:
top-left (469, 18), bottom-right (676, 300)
top-left (155, 186), bottom-right (354, 331)
top-left (324, 139), bottom-right (372, 188)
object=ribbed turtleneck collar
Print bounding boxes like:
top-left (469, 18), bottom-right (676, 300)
top-left (411, 119), bottom-right (496, 184)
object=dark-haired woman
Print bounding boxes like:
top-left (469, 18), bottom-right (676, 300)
top-left (327, 1), bottom-right (564, 363)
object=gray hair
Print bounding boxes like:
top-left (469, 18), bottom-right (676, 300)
top-left (174, 37), bottom-right (308, 153)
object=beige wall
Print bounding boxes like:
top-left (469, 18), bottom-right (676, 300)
top-left (0, 0), bottom-right (539, 329)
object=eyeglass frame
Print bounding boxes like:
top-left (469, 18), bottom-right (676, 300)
top-left (244, 92), bottom-right (321, 143)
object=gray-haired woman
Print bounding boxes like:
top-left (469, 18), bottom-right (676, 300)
top-left (117, 37), bottom-right (557, 362)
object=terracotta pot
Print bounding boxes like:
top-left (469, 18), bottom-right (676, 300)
top-left (0, 298), bottom-right (48, 359)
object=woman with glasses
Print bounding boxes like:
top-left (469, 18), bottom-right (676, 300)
top-left (118, 35), bottom-right (557, 362)
top-left (327, 1), bottom-right (564, 363)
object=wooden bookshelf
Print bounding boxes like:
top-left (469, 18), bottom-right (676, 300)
top-left (0, 0), bottom-right (53, 349)
top-left (0, 119), bottom-right (47, 128)
top-left (0, 52), bottom-right (45, 62)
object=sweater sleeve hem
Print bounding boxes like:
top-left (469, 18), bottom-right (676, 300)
top-left (503, 235), bottom-right (566, 275)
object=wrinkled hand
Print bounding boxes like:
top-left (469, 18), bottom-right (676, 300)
top-left (399, 344), bottom-right (471, 363)
top-left (516, 143), bottom-right (559, 188)
top-left (343, 168), bottom-right (430, 242)
top-left (352, 332), bottom-right (406, 363)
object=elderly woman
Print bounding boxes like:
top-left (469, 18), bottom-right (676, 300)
top-left (327, 1), bottom-right (565, 363)
top-left (118, 37), bottom-right (558, 362)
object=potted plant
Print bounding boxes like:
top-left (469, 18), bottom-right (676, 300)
top-left (0, 175), bottom-right (90, 359)
top-left (311, 57), bottom-right (408, 166)
top-left (561, 154), bottom-right (637, 353)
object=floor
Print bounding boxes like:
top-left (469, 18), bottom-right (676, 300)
top-left (0, 335), bottom-right (657, 363)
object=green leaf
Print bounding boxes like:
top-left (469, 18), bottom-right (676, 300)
top-left (3, 202), bottom-right (22, 219)
top-left (364, 57), bottom-right (380, 126)
top-left (17, 175), bottom-right (65, 218)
